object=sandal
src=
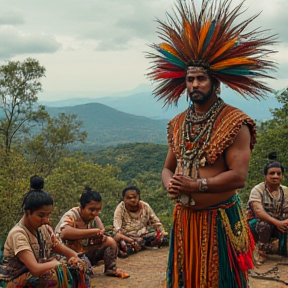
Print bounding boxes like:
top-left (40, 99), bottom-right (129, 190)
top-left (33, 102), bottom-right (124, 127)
top-left (105, 268), bottom-right (130, 279)
top-left (257, 250), bottom-right (267, 264)
top-left (258, 254), bottom-right (267, 264)
top-left (132, 241), bottom-right (142, 252)
top-left (120, 240), bottom-right (127, 253)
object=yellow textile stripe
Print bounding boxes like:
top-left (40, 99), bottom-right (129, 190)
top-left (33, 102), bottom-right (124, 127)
top-left (211, 57), bottom-right (254, 70)
top-left (208, 38), bottom-right (237, 63)
top-left (198, 21), bottom-right (211, 54)
top-left (160, 43), bottom-right (181, 59)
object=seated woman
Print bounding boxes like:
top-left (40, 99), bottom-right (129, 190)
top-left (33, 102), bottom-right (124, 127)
top-left (55, 186), bottom-right (129, 278)
top-left (0, 176), bottom-right (88, 288)
top-left (248, 161), bottom-right (288, 264)
top-left (113, 185), bottom-right (167, 258)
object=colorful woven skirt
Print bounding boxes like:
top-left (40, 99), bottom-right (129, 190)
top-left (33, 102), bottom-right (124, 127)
top-left (0, 263), bottom-right (90, 288)
top-left (166, 194), bottom-right (255, 288)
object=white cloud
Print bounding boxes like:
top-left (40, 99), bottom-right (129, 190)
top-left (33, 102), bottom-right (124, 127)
top-left (0, 10), bottom-right (24, 25)
top-left (0, 0), bottom-right (287, 99)
top-left (0, 26), bottom-right (61, 58)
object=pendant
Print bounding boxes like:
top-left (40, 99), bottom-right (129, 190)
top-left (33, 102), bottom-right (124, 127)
top-left (179, 194), bottom-right (195, 206)
top-left (199, 156), bottom-right (206, 167)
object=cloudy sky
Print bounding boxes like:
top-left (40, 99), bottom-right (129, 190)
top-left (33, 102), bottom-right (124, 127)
top-left (0, 0), bottom-right (287, 101)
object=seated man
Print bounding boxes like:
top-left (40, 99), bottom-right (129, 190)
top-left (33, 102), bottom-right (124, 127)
top-left (113, 185), bottom-right (167, 258)
top-left (248, 161), bottom-right (288, 264)
top-left (55, 186), bottom-right (129, 278)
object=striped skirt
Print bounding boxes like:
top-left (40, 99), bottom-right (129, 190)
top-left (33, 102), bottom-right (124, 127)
top-left (166, 194), bottom-right (254, 288)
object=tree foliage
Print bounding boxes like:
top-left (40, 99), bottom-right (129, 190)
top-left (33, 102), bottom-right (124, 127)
top-left (88, 143), bottom-right (168, 181)
top-left (44, 155), bottom-right (126, 227)
top-left (24, 113), bottom-right (87, 176)
top-left (240, 88), bottom-right (288, 203)
top-left (0, 150), bottom-right (33, 237)
top-left (0, 58), bottom-right (47, 152)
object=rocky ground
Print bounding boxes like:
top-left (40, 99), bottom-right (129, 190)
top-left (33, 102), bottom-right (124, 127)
top-left (89, 246), bottom-right (288, 288)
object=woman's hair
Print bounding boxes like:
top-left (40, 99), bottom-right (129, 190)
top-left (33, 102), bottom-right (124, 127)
top-left (79, 186), bottom-right (101, 208)
top-left (122, 184), bottom-right (140, 198)
top-left (263, 161), bottom-right (285, 175)
top-left (30, 175), bottom-right (44, 190)
top-left (22, 175), bottom-right (53, 214)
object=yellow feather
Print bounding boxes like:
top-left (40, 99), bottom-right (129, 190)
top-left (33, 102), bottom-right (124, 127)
top-left (208, 38), bottom-right (237, 63)
top-left (211, 58), bottom-right (255, 70)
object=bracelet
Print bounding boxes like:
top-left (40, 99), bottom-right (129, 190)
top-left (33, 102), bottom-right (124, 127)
top-left (197, 178), bottom-right (208, 192)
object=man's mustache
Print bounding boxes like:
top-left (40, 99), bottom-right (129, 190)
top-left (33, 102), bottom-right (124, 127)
top-left (189, 90), bottom-right (204, 96)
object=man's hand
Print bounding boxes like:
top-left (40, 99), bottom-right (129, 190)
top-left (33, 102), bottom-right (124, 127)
top-left (275, 219), bottom-right (288, 233)
top-left (169, 174), bottom-right (197, 195)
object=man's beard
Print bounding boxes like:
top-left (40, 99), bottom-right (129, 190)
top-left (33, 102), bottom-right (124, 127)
top-left (189, 86), bottom-right (213, 104)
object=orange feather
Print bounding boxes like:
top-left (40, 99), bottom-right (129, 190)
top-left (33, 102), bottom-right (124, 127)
top-left (208, 38), bottom-right (237, 63)
top-left (211, 58), bottom-right (255, 70)
top-left (198, 21), bottom-right (211, 54)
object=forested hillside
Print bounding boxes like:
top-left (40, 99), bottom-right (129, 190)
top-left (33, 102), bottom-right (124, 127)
top-left (45, 103), bottom-right (168, 147)
top-left (1, 58), bottom-right (288, 255)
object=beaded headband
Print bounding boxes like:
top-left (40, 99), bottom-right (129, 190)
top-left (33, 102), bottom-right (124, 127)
top-left (146, 0), bottom-right (278, 106)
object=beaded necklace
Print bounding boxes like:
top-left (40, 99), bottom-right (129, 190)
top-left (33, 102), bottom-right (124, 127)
top-left (179, 97), bottom-right (225, 179)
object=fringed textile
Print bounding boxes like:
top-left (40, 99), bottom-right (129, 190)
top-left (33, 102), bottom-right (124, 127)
top-left (0, 263), bottom-right (90, 288)
top-left (166, 194), bottom-right (254, 288)
top-left (167, 103), bottom-right (257, 179)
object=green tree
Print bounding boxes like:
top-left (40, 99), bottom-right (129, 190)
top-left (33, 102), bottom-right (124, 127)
top-left (44, 155), bottom-right (126, 227)
top-left (0, 58), bottom-right (47, 152)
top-left (241, 88), bottom-right (288, 203)
top-left (0, 150), bottom-right (32, 237)
top-left (24, 113), bottom-right (87, 176)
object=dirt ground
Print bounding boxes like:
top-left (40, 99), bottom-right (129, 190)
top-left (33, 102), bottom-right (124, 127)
top-left (88, 246), bottom-right (288, 288)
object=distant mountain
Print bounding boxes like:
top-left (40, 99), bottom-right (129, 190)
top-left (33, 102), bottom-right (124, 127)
top-left (41, 84), bottom-right (281, 121)
top-left (45, 103), bottom-right (168, 147)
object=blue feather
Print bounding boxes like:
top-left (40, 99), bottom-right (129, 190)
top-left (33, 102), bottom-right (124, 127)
top-left (156, 47), bottom-right (186, 68)
top-left (202, 20), bottom-right (216, 52)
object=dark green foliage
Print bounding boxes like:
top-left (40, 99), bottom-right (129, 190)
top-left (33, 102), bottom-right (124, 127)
top-left (84, 143), bottom-right (174, 230)
top-left (0, 58), bottom-right (47, 152)
top-left (86, 143), bottom-right (168, 181)
top-left (45, 103), bottom-right (168, 147)
top-left (240, 88), bottom-right (288, 204)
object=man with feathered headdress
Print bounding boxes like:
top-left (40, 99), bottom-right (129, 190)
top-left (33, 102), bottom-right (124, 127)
top-left (146, 0), bottom-right (277, 287)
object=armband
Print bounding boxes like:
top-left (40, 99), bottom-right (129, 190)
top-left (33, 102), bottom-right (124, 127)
top-left (197, 178), bottom-right (208, 192)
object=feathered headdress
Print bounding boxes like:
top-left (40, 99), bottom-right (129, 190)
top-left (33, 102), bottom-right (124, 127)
top-left (146, 0), bottom-right (278, 106)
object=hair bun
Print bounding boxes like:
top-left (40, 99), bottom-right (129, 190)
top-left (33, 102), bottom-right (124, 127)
top-left (30, 175), bottom-right (44, 190)
top-left (84, 186), bottom-right (92, 193)
top-left (267, 151), bottom-right (277, 161)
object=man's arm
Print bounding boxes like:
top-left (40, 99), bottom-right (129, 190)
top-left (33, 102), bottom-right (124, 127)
top-left (251, 201), bottom-right (288, 233)
top-left (162, 147), bottom-right (177, 199)
top-left (60, 225), bottom-right (101, 240)
top-left (113, 203), bottom-right (124, 232)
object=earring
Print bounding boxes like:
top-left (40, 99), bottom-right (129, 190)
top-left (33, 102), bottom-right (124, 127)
top-left (215, 87), bottom-right (221, 95)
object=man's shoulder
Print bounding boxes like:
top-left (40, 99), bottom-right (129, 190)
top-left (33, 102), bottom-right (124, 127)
top-left (282, 185), bottom-right (288, 196)
top-left (220, 103), bottom-right (253, 120)
top-left (168, 109), bottom-right (188, 125)
top-left (115, 201), bottom-right (125, 210)
top-left (248, 182), bottom-right (265, 203)
top-left (7, 224), bottom-right (26, 238)
top-left (252, 182), bottom-right (265, 192)
top-left (62, 207), bottom-right (79, 217)
top-left (140, 200), bottom-right (150, 207)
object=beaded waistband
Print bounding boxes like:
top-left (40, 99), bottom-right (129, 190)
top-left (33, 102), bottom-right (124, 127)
top-left (179, 193), bottom-right (238, 210)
